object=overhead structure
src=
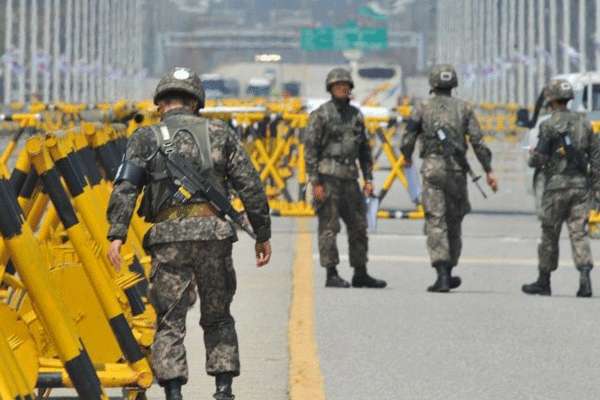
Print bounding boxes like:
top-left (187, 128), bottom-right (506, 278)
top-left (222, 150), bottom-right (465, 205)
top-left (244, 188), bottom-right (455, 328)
top-left (2, 0), bottom-right (146, 105)
top-left (435, 0), bottom-right (599, 106)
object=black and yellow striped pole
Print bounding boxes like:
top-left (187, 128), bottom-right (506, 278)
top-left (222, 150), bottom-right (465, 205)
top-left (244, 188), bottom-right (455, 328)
top-left (26, 137), bottom-right (153, 389)
top-left (0, 176), bottom-right (108, 399)
top-left (45, 134), bottom-right (148, 314)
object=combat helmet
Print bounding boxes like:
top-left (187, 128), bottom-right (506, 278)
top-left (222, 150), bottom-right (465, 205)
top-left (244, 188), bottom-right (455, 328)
top-left (326, 67), bottom-right (354, 91)
top-left (429, 64), bottom-right (458, 90)
top-left (544, 79), bottom-right (574, 103)
top-left (153, 67), bottom-right (205, 109)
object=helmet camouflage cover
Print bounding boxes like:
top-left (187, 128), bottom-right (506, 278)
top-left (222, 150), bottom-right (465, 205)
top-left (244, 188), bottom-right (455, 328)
top-left (326, 67), bottom-right (354, 91)
top-left (428, 64), bottom-right (458, 90)
top-left (544, 79), bottom-right (574, 103)
top-left (153, 67), bottom-right (205, 108)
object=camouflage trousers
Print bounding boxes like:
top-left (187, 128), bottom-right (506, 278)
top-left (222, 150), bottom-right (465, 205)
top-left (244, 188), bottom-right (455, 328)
top-left (421, 169), bottom-right (470, 267)
top-left (538, 188), bottom-right (593, 272)
top-left (148, 239), bottom-right (240, 385)
top-left (315, 177), bottom-right (368, 268)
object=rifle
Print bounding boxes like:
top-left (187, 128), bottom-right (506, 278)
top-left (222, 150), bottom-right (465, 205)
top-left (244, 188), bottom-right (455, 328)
top-left (436, 129), bottom-right (487, 199)
top-left (559, 132), bottom-right (588, 175)
top-left (163, 151), bottom-right (257, 240)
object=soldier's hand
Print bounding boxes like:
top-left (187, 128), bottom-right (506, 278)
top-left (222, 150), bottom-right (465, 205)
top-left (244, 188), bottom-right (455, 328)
top-left (313, 183), bottom-right (326, 202)
top-left (363, 181), bottom-right (374, 197)
top-left (255, 240), bottom-right (272, 267)
top-left (486, 172), bottom-right (498, 192)
top-left (108, 239), bottom-right (123, 272)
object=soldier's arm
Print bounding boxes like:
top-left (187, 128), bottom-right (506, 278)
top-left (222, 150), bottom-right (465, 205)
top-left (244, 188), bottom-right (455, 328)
top-left (225, 126), bottom-right (271, 243)
top-left (587, 123), bottom-right (600, 193)
top-left (106, 128), bottom-right (151, 242)
top-left (528, 122), bottom-right (552, 168)
top-left (357, 112), bottom-right (374, 181)
top-left (465, 105), bottom-right (493, 173)
top-left (400, 103), bottom-right (422, 163)
top-left (304, 110), bottom-right (324, 184)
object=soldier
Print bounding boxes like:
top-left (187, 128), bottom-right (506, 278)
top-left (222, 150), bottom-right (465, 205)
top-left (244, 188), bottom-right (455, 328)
top-left (304, 67), bottom-right (387, 289)
top-left (522, 79), bottom-right (600, 297)
top-left (400, 64), bottom-right (498, 293)
top-left (106, 67), bottom-right (272, 400)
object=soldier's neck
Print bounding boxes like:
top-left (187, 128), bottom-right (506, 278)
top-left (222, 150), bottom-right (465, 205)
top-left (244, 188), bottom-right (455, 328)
top-left (433, 89), bottom-right (452, 97)
top-left (331, 96), bottom-right (350, 107)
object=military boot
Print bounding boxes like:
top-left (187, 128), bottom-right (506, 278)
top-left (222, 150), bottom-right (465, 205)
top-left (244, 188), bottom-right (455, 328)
top-left (213, 373), bottom-right (235, 400)
top-left (325, 266), bottom-right (350, 288)
top-left (448, 265), bottom-right (462, 289)
top-left (427, 263), bottom-right (451, 293)
top-left (577, 266), bottom-right (593, 298)
top-left (351, 266), bottom-right (387, 288)
top-left (163, 379), bottom-right (183, 400)
top-left (522, 271), bottom-right (551, 296)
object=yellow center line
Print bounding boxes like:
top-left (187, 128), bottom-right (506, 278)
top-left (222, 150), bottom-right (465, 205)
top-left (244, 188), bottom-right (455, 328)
top-left (288, 219), bottom-right (326, 400)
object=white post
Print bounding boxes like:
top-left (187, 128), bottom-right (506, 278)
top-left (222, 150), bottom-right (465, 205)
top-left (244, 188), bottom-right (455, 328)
top-left (507, 0), bottom-right (516, 104)
top-left (492, 0), bottom-right (499, 104)
top-left (527, 0), bottom-right (536, 106)
top-left (81, 0), bottom-right (89, 104)
top-left (89, 0), bottom-right (97, 104)
top-left (579, 0), bottom-right (586, 73)
top-left (537, 0), bottom-right (546, 93)
top-left (562, 0), bottom-right (571, 74)
top-left (596, 0), bottom-right (600, 71)
top-left (73, 0), bottom-right (81, 102)
top-left (500, 0), bottom-right (508, 104)
top-left (52, 0), bottom-right (61, 102)
top-left (30, 0), bottom-right (39, 100)
top-left (517, 0), bottom-right (525, 104)
top-left (4, 0), bottom-right (13, 104)
top-left (477, 1), bottom-right (486, 103)
top-left (549, 0), bottom-right (558, 75)
top-left (64, 0), bottom-right (73, 102)
top-left (17, 0), bottom-right (26, 103)
top-left (42, 0), bottom-right (51, 103)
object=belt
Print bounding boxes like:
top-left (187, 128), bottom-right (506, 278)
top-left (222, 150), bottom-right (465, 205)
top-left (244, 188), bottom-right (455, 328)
top-left (155, 203), bottom-right (216, 222)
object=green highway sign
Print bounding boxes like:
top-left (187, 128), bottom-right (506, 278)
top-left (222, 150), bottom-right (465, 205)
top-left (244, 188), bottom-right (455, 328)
top-left (301, 21), bottom-right (388, 51)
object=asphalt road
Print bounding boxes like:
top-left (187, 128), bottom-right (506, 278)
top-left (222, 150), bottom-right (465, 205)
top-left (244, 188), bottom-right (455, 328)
top-left (47, 140), bottom-right (600, 400)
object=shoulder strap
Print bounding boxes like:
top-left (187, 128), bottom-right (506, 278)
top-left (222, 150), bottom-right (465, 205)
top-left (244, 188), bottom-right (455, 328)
top-left (149, 120), bottom-right (212, 170)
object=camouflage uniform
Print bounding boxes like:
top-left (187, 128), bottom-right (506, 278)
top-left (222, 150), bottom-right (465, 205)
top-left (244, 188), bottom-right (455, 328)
top-left (529, 101), bottom-right (600, 273)
top-left (107, 105), bottom-right (270, 385)
top-left (305, 98), bottom-right (373, 270)
top-left (400, 65), bottom-right (493, 289)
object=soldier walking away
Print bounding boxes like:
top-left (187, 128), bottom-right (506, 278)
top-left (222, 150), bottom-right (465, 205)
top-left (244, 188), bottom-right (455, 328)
top-left (106, 67), bottom-right (272, 400)
top-left (400, 64), bottom-right (498, 293)
top-left (522, 79), bottom-right (600, 297)
top-left (304, 67), bottom-right (387, 289)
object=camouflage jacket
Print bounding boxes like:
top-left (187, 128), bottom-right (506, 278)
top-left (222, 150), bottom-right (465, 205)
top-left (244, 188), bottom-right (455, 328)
top-left (107, 108), bottom-right (271, 247)
top-left (400, 94), bottom-right (493, 174)
top-left (304, 98), bottom-right (373, 183)
top-left (529, 110), bottom-right (600, 191)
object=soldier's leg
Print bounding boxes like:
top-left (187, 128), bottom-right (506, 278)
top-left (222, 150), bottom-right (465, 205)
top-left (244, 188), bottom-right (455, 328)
top-left (316, 178), bottom-right (341, 268)
top-left (316, 179), bottom-right (349, 287)
top-left (523, 191), bottom-right (564, 295)
top-left (339, 181), bottom-right (386, 288)
top-left (422, 181), bottom-right (452, 292)
top-left (339, 180), bottom-right (368, 268)
top-left (148, 243), bottom-right (196, 385)
top-left (194, 240), bottom-right (240, 378)
top-left (445, 173), bottom-right (469, 290)
top-left (565, 190), bottom-right (593, 297)
top-left (422, 182), bottom-right (451, 265)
